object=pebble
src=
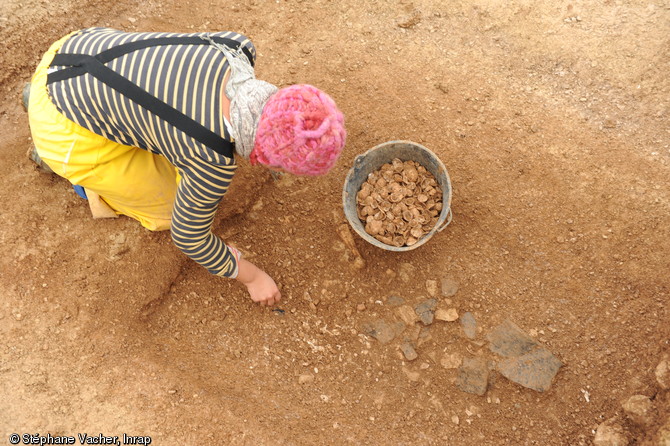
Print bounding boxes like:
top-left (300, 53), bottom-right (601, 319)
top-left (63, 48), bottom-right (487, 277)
top-left (497, 347), bottom-right (562, 392)
top-left (656, 355), bottom-right (669, 389)
top-left (402, 367), bottom-right (421, 382)
top-left (460, 312), bottom-right (477, 339)
top-left (419, 327), bottom-right (432, 339)
top-left (451, 415), bottom-right (460, 425)
top-left (399, 263), bottom-right (416, 283)
top-left (405, 325), bottom-right (421, 341)
top-left (622, 395), bottom-right (656, 427)
top-left (361, 320), bottom-right (404, 345)
top-left (396, 305), bottom-right (419, 325)
top-left (593, 420), bottom-right (629, 446)
top-left (602, 118), bottom-right (617, 129)
top-left (456, 357), bottom-right (489, 396)
top-left (435, 308), bottom-right (459, 322)
top-left (658, 420), bottom-right (670, 446)
top-left (357, 303), bottom-right (366, 312)
top-left (387, 295), bottom-right (405, 306)
top-left (487, 320), bottom-right (538, 357)
top-left (396, 10), bottom-right (421, 29)
top-left (441, 277), bottom-right (459, 297)
top-left (400, 342), bottom-right (418, 361)
top-left (426, 280), bottom-right (439, 297)
top-left (298, 374), bottom-right (315, 384)
top-left (441, 353), bottom-right (462, 369)
top-left (415, 299), bottom-right (437, 326)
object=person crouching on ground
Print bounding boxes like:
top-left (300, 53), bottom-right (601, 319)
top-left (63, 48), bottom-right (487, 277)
top-left (26, 28), bottom-right (346, 307)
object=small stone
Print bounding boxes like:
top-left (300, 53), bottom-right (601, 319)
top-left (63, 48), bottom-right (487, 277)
top-left (497, 347), bottom-right (562, 392)
top-left (441, 277), bottom-right (459, 297)
top-left (441, 353), bottom-right (462, 369)
top-left (593, 420), bottom-right (629, 446)
top-left (451, 415), bottom-right (460, 425)
top-left (487, 320), bottom-right (538, 357)
top-left (361, 320), bottom-right (404, 345)
top-left (402, 367), bottom-right (421, 382)
top-left (405, 325), bottom-right (421, 341)
top-left (457, 358), bottom-right (489, 396)
top-left (387, 295), bottom-right (405, 306)
top-left (419, 312), bottom-right (434, 326)
top-left (435, 308), bottom-right (459, 322)
top-left (400, 342), bottom-right (418, 361)
top-left (460, 312), bottom-right (477, 339)
top-left (399, 263), bottom-right (416, 283)
top-left (397, 9), bottom-right (421, 28)
top-left (415, 299), bottom-right (437, 326)
top-left (602, 118), bottom-right (617, 129)
top-left (357, 303), bottom-right (366, 312)
top-left (396, 305), bottom-right (419, 325)
top-left (299, 374), bottom-right (315, 384)
top-left (622, 395), bottom-right (656, 427)
top-left (656, 355), bottom-right (669, 389)
top-left (419, 326), bottom-right (432, 339)
top-left (426, 280), bottom-right (439, 297)
top-left (14, 313), bottom-right (23, 321)
top-left (658, 419), bottom-right (670, 446)
top-left (417, 328), bottom-right (433, 348)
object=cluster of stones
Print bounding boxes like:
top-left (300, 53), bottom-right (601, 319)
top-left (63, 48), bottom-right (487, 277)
top-left (594, 354), bottom-right (670, 446)
top-left (356, 158), bottom-right (442, 247)
top-left (361, 277), bottom-right (564, 397)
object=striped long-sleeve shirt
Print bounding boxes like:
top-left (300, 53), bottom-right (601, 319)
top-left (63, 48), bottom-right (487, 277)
top-left (47, 28), bottom-right (254, 278)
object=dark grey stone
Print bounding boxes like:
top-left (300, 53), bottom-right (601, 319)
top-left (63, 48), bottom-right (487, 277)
top-left (456, 357), bottom-right (489, 396)
top-left (460, 312), bottom-right (477, 339)
top-left (400, 341), bottom-right (418, 361)
top-left (415, 299), bottom-right (437, 326)
top-left (361, 320), bottom-right (405, 345)
top-left (497, 347), bottom-right (563, 392)
top-left (487, 320), bottom-right (538, 357)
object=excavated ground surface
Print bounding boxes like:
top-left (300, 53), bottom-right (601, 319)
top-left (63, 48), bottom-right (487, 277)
top-left (1, 0), bottom-right (668, 444)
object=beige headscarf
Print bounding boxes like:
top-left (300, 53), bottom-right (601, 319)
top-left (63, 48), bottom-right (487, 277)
top-left (202, 35), bottom-right (278, 159)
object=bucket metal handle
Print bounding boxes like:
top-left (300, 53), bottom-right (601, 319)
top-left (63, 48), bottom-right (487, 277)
top-left (437, 207), bottom-right (453, 232)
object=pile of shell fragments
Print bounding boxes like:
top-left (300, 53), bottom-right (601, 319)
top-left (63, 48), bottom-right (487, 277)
top-left (356, 158), bottom-right (443, 247)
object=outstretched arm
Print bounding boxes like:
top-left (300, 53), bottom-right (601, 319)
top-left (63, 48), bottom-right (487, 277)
top-left (170, 163), bottom-right (280, 306)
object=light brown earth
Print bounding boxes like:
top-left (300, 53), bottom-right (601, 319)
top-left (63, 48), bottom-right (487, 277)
top-left (1, 0), bottom-right (669, 444)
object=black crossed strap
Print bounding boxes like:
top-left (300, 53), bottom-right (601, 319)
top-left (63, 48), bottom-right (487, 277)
top-left (47, 35), bottom-right (250, 158)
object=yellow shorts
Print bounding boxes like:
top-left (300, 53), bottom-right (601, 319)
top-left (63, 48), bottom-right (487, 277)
top-left (28, 32), bottom-right (178, 231)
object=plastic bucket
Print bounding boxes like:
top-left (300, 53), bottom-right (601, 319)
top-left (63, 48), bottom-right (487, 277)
top-left (342, 140), bottom-right (453, 252)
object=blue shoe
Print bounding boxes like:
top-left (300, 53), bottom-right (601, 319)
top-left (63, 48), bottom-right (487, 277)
top-left (73, 185), bottom-right (88, 199)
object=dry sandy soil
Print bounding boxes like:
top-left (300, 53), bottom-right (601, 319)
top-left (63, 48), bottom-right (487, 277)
top-left (1, 0), bottom-right (669, 445)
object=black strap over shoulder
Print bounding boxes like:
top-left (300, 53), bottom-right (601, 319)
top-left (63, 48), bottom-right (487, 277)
top-left (46, 35), bottom-right (249, 158)
top-left (48, 35), bottom-right (254, 84)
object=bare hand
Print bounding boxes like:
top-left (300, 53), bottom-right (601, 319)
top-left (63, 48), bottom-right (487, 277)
top-left (236, 259), bottom-right (282, 306)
